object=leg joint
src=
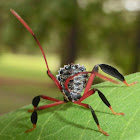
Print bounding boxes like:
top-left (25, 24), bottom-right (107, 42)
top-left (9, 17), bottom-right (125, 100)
top-left (93, 65), bottom-right (99, 72)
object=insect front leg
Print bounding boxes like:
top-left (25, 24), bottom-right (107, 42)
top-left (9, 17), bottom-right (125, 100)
top-left (26, 96), bottom-right (65, 133)
top-left (47, 70), bottom-right (62, 91)
top-left (10, 9), bottom-right (63, 93)
top-left (28, 95), bottom-right (62, 112)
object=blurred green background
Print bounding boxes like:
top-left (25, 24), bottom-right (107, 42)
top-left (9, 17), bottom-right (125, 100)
top-left (0, 0), bottom-right (140, 115)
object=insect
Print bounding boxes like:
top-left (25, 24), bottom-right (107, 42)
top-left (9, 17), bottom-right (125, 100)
top-left (10, 9), bottom-right (137, 136)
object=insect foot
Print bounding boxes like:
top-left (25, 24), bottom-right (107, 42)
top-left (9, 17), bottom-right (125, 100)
top-left (25, 111), bottom-right (37, 132)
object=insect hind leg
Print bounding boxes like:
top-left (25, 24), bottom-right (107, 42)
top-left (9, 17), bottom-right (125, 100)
top-left (94, 64), bottom-right (137, 86)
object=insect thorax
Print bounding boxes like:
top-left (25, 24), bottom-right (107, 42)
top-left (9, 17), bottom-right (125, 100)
top-left (56, 64), bottom-right (88, 102)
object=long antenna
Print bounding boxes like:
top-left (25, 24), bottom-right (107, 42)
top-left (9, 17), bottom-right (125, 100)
top-left (10, 9), bottom-right (49, 71)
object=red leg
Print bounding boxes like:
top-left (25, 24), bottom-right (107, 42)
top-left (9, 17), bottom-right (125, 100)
top-left (64, 69), bottom-right (121, 97)
top-left (83, 64), bottom-right (122, 96)
top-left (47, 70), bottom-right (62, 91)
top-left (10, 9), bottom-right (49, 70)
top-left (10, 9), bottom-right (62, 91)
top-left (64, 63), bottom-right (135, 95)
top-left (79, 88), bottom-right (125, 116)
top-left (83, 73), bottom-right (96, 96)
top-left (64, 71), bottom-right (92, 91)
top-left (26, 101), bottom-right (65, 132)
top-left (64, 64), bottom-right (137, 97)
top-left (94, 64), bottom-right (137, 86)
top-left (65, 71), bottom-right (119, 96)
top-left (95, 72), bottom-right (137, 86)
top-left (77, 89), bottom-right (95, 103)
top-left (73, 101), bottom-right (109, 136)
top-left (37, 101), bottom-right (65, 110)
top-left (94, 72), bottom-right (120, 84)
top-left (40, 95), bottom-right (62, 102)
top-left (28, 95), bottom-right (63, 112)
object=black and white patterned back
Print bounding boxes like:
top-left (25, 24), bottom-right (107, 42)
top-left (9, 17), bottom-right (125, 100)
top-left (56, 64), bottom-right (88, 102)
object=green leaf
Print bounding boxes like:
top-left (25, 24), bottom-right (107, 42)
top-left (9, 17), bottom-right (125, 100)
top-left (0, 73), bottom-right (140, 140)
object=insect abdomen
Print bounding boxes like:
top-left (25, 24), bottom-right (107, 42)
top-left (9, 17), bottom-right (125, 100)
top-left (57, 64), bottom-right (88, 102)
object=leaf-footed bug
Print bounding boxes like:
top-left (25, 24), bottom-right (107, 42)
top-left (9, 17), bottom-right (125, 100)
top-left (10, 9), bottom-right (137, 136)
